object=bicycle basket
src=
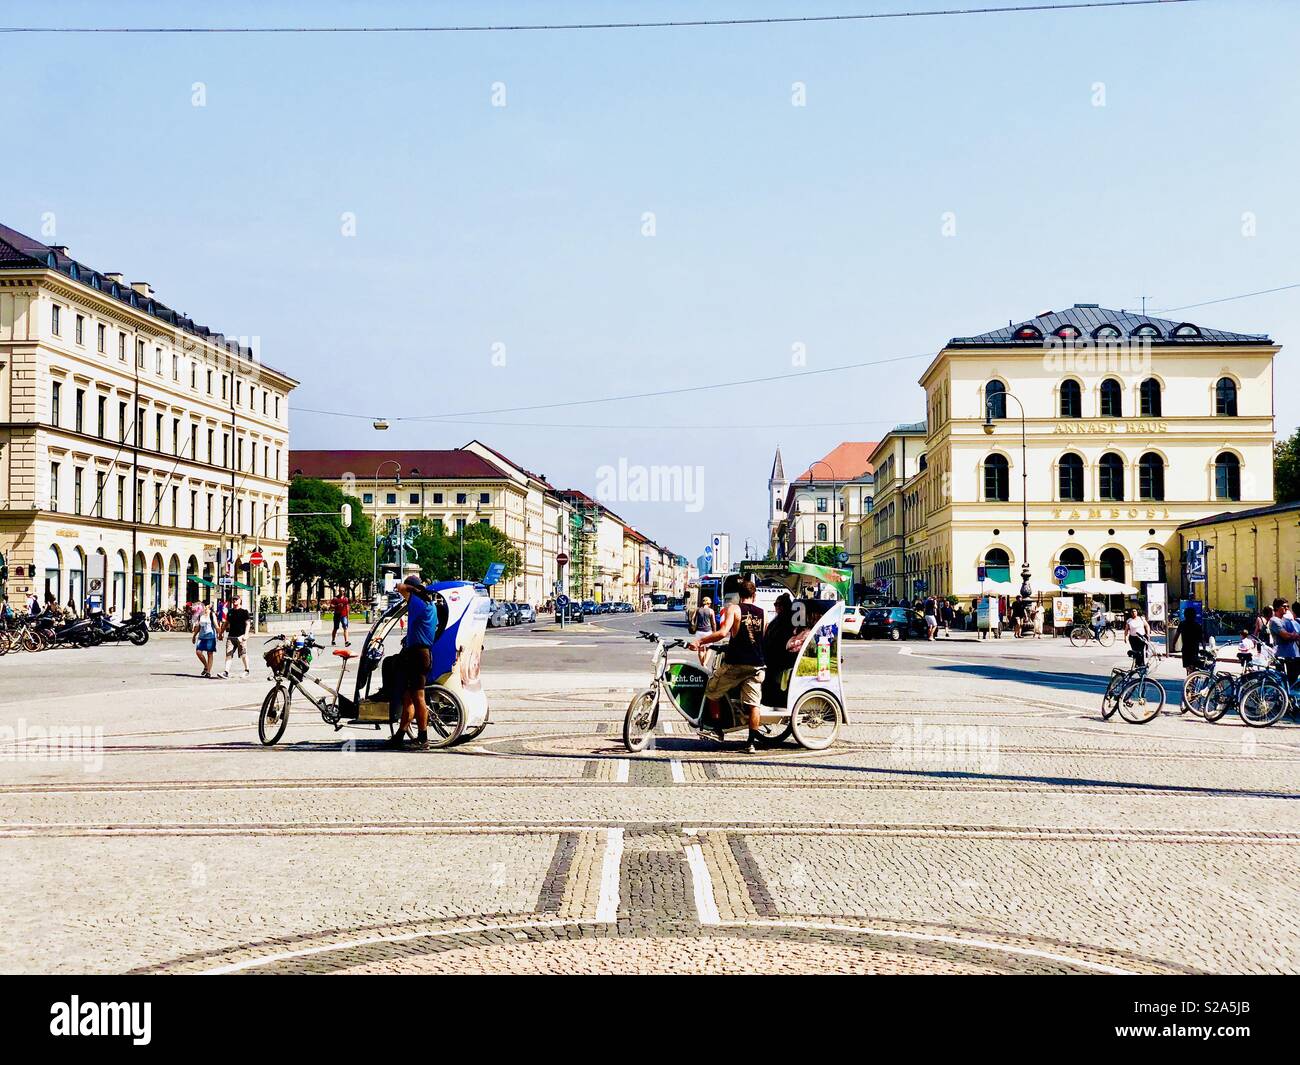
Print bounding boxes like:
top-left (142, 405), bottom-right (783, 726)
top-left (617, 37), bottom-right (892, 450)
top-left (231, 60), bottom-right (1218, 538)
top-left (264, 646), bottom-right (286, 674)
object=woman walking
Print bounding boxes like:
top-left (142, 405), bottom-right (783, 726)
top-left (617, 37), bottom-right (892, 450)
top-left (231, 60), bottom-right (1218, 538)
top-left (193, 601), bottom-right (218, 678)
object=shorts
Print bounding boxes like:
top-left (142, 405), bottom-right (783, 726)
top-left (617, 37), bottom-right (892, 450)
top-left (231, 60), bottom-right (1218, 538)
top-left (402, 645), bottom-right (432, 692)
top-left (227, 634), bottom-right (247, 656)
top-left (196, 635), bottom-right (216, 653)
top-left (704, 662), bottom-right (764, 706)
top-left (333, 614), bottom-right (349, 631)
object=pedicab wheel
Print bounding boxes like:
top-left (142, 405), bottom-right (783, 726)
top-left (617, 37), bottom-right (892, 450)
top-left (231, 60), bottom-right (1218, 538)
top-left (21, 629), bottom-right (43, 652)
top-left (258, 685), bottom-right (290, 746)
top-left (1117, 676), bottom-right (1163, 724)
top-left (755, 720), bottom-right (793, 746)
top-left (623, 689), bottom-right (658, 752)
top-left (789, 690), bottom-right (841, 750)
top-left (424, 684), bottom-right (467, 748)
top-left (461, 706), bottom-right (491, 743)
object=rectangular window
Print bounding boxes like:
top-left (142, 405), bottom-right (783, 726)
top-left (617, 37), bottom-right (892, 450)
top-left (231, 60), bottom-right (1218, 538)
top-left (118, 402), bottom-right (127, 442)
top-left (362, 493), bottom-right (374, 504)
top-left (172, 354), bottom-right (179, 380)
top-left (206, 493), bottom-right (214, 531)
top-left (816, 497), bottom-right (828, 512)
top-left (206, 369), bottom-right (213, 393)
top-left (221, 375), bottom-right (228, 400)
top-left (237, 438), bottom-right (244, 471)
top-left (136, 339), bottom-right (145, 368)
top-left (480, 518), bottom-right (490, 526)
top-left (155, 348), bottom-right (162, 374)
top-left (235, 380), bottom-right (241, 405)
top-left (409, 492), bottom-right (420, 504)
top-left (135, 479), bottom-right (144, 520)
top-left (171, 486), bottom-right (179, 526)
top-left (190, 424), bottom-right (197, 457)
top-left (97, 396), bottom-right (106, 438)
top-left (74, 389), bottom-right (84, 433)
top-left (51, 381), bottom-right (61, 425)
top-left (51, 304), bottom-right (61, 335)
top-left (456, 518), bottom-right (466, 535)
top-left (222, 434), bottom-right (229, 468)
top-left (207, 428), bottom-right (214, 463)
top-left (154, 483), bottom-right (162, 524)
top-left (119, 333), bottom-right (127, 360)
top-left (456, 493), bottom-right (467, 505)
top-left (95, 472), bottom-right (105, 517)
top-left (172, 418), bottom-right (180, 455)
top-left (74, 467), bottom-right (83, 514)
top-left (433, 493), bottom-right (443, 504)
top-left (49, 462), bottom-right (59, 511)
top-left (117, 476), bottom-right (125, 519)
top-left (274, 395), bottom-right (280, 418)
top-left (479, 492), bottom-right (490, 504)
top-left (190, 362), bottom-right (197, 389)
top-left (75, 315), bottom-right (84, 345)
top-left (386, 493), bottom-right (397, 505)
top-left (189, 490), bottom-right (197, 530)
top-left (97, 323), bottom-right (106, 352)
top-left (155, 413), bottom-right (163, 451)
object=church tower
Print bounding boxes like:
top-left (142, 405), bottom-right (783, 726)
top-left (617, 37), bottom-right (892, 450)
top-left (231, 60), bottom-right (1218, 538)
top-left (767, 446), bottom-right (787, 559)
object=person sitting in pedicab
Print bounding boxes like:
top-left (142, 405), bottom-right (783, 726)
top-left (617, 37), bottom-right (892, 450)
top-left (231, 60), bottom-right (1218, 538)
top-left (687, 578), bottom-right (766, 753)
top-left (760, 593), bottom-right (799, 710)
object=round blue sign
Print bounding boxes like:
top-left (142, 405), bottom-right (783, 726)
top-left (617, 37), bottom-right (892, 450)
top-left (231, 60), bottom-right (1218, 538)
top-left (1053, 565), bottom-right (1069, 581)
top-left (557, 595), bottom-right (569, 606)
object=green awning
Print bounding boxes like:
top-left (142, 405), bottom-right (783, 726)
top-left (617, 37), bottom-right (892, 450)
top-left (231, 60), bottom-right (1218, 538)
top-left (191, 576), bottom-right (215, 587)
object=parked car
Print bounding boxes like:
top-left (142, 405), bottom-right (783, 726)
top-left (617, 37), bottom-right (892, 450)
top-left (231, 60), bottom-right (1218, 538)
top-left (594, 602), bottom-right (612, 615)
top-left (516, 603), bottom-right (537, 623)
top-left (860, 606), bottom-right (925, 641)
top-left (488, 604), bottom-right (513, 628)
top-left (841, 605), bottom-right (865, 638)
top-left (616, 602), bottom-right (635, 613)
top-left (504, 602), bottom-right (522, 626)
top-left (581, 599), bottom-right (597, 615)
top-left (557, 601), bottom-right (584, 623)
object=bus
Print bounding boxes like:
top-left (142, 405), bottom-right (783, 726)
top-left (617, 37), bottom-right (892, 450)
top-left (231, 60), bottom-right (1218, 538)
top-left (650, 593), bottom-right (669, 611)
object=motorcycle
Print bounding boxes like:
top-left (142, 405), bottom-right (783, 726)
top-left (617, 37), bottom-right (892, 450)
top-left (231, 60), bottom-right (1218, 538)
top-left (93, 611), bottom-right (150, 646)
top-left (44, 614), bottom-right (102, 648)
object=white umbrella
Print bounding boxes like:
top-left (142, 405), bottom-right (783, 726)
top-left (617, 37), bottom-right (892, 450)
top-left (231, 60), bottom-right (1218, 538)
top-left (1071, 577), bottom-right (1139, 595)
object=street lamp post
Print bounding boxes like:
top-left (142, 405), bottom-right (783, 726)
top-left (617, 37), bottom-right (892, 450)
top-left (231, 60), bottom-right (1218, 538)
top-left (372, 459), bottom-right (402, 599)
top-left (983, 391), bottom-right (1032, 596)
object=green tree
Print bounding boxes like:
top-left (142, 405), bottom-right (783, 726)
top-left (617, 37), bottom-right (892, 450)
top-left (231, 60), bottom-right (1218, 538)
top-left (286, 477), bottom-right (372, 599)
top-left (802, 544), bottom-right (841, 567)
top-left (408, 520), bottom-right (521, 584)
top-left (1275, 427), bottom-right (1300, 504)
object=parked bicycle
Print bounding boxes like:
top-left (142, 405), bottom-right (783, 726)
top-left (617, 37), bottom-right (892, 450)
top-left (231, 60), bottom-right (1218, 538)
top-left (1100, 641), bottom-right (1165, 723)
top-left (1071, 621), bottom-right (1115, 649)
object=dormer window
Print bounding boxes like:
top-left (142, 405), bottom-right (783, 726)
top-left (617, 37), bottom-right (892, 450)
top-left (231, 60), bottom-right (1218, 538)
top-left (1172, 323), bottom-right (1201, 338)
top-left (1131, 324), bottom-right (1161, 339)
top-left (1092, 324), bottom-right (1122, 339)
top-left (1054, 325), bottom-right (1081, 340)
top-left (1013, 324), bottom-right (1042, 340)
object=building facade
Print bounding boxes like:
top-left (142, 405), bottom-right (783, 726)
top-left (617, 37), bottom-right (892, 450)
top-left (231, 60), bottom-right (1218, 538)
top-left (1177, 502), bottom-right (1300, 612)
top-left (770, 442), bottom-right (876, 564)
top-left (0, 223), bottom-right (296, 616)
top-left (859, 422), bottom-right (928, 598)
top-left (910, 304), bottom-right (1278, 601)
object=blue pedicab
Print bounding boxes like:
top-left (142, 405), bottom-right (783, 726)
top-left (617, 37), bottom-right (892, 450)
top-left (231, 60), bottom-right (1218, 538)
top-left (623, 598), bottom-right (847, 752)
top-left (257, 580), bottom-right (494, 747)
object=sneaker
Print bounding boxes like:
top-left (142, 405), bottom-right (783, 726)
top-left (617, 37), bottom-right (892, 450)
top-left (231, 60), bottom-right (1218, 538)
top-left (386, 731), bottom-right (408, 749)
top-left (221, 669), bottom-right (229, 678)
top-left (243, 669), bottom-right (251, 677)
top-left (200, 670), bottom-right (210, 678)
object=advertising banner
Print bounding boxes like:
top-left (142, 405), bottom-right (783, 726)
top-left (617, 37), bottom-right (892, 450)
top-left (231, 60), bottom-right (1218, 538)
top-left (1052, 595), bottom-right (1074, 629)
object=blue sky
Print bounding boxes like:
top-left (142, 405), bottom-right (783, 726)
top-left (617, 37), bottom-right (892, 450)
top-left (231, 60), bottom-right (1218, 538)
top-left (4, 0), bottom-right (1297, 559)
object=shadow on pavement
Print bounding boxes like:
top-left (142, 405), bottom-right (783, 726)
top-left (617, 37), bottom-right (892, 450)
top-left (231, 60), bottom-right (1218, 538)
top-left (931, 662), bottom-right (1187, 704)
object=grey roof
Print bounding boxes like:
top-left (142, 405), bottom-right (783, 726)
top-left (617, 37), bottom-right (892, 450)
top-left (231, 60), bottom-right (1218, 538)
top-left (0, 221), bottom-right (289, 375)
top-left (892, 420), bottom-right (927, 434)
top-left (949, 304), bottom-right (1270, 346)
top-left (1178, 500), bottom-right (1300, 531)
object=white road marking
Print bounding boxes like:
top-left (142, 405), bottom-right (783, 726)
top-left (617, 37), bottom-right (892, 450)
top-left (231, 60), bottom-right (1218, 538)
top-left (596, 827), bottom-right (624, 922)
top-left (669, 759), bottom-right (686, 783)
top-left (684, 842), bottom-right (720, 925)
top-left (612, 759), bottom-right (629, 783)
top-left (662, 720), bottom-right (674, 734)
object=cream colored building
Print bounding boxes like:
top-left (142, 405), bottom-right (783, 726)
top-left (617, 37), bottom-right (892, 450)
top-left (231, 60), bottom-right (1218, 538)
top-left (289, 446), bottom-right (571, 605)
top-left (861, 422), bottom-right (927, 598)
top-left (769, 442), bottom-right (875, 564)
top-left (1177, 502), bottom-right (1300, 613)
top-left (0, 223), bottom-right (296, 616)
top-left (906, 304), bottom-right (1278, 601)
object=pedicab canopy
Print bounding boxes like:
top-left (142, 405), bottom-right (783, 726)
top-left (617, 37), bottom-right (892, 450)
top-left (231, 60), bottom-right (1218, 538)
top-left (785, 561), bottom-right (853, 601)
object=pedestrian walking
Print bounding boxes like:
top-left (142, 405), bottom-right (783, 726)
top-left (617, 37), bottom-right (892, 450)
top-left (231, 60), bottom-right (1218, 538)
top-left (697, 596), bottom-right (717, 635)
top-left (1267, 598), bottom-right (1300, 689)
top-left (193, 601), bottom-right (218, 678)
top-left (1124, 608), bottom-right (1150, 667)
top-left (1179, 606), bottom-right (1205, 676)
top-left (220, 595), bottom-right (252, 678)
top-left (923, 603), bottom-right (938, 640)
top-left (330, 590), bottom-right (351, 646)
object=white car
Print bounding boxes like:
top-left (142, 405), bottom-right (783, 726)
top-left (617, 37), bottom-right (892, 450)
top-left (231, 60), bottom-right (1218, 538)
top-left (841, 606), bottom-right (865, 639)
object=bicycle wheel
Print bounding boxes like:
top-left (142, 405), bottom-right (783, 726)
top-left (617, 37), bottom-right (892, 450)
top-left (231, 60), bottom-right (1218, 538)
top-left (1239, 676), bottom-right (1289, 728)
top-left (1097, 626), bottom-right (1115, 648)
top-left (1181, 670), bottom-right (1213, 717)
top-left (424, 684), bottom-right (467, 748)
top-left (1201, 672), bottom-right (1236, 723)
top-left (1069, 626), bottom-right (1089, 648)
top-left (1101, 669), bottom-right (1127, 720)
top-left (1117, 676), bottom-right (1164, 724)
top-left (622, 689), bottom-right (658, 752)
top-left (258, 685), bottom-right (290, 746)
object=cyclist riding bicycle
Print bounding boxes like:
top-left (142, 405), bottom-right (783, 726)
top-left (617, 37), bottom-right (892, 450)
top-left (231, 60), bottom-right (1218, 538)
top-left (1090, 599), bottom-right (1107, 641)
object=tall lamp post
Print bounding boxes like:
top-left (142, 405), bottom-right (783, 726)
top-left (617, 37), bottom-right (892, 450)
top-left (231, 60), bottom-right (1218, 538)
top-left (983, 391), bottom-right (1032, 596)
top-left (372, 459), bottom-right (402, 598)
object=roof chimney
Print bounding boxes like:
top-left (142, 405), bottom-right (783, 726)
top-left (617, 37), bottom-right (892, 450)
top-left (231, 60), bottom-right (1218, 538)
top-left (104, 272), bottom-right (125, 285)
top-left (48, 245), bottom-right (70, 258)
top-left (130, 281), bottom-right (154, 298)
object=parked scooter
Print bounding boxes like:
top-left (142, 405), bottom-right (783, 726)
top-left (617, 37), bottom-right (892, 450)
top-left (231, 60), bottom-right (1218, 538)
top-left (93, 611), bottom-right (150, 646)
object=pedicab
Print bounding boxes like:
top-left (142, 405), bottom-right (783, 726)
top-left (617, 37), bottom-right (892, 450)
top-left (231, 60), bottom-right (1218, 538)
top-left (257, 580), bottom-right (494, 747)
top-left (623, 562), bottom-right (849, 752)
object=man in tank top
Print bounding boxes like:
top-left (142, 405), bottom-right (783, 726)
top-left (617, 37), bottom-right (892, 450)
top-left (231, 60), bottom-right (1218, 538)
top-left (688, 577), bottom-right (766, 753)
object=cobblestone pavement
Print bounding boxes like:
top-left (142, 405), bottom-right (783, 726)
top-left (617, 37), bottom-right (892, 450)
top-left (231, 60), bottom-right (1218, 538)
top-left (1, 635), bottom-right (1297, 974)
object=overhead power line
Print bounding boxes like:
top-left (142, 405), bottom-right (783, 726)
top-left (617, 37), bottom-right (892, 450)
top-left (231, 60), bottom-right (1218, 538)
top-left (0, 1), bottom-right (1204, 34)
top-left (1151, 282), bottom-right (1300, 315)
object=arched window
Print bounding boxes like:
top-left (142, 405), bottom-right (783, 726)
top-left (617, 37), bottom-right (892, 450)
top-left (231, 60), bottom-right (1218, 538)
top-left (1059, 380), bottom-right (1082, 418)
top-left (1099, 547), bottom-right (1126, 583)
top-left (985, 379), bottom-right (1007, 420)
top-left (1131, 324), bottom-right (1161, 339)
top-left (1059, 547), bottom-right (1085, 586)
top-left (1139, 378), bottom-right (1162, 417)
top-left (984, 548), bottom-right (1011, 583)
top-left (1214, 452), bottom-right (1241, 500)
top-left (1215, 377), bottom-right (1238, 416)
top-left (1058, 453), bottom-right (1084, 501)
top-left (816, 523), bottom-right (828, 542)
top-left (1099, 452), bottom-right (1124, 501)
top-left (1100, 378), bottom-right (1123, 417)
top-left (984, 454), bottom-right (1010, 501)
top-left (44, 544), bottom-right (63, 605)
top-left (1138, 452), bottom-right (1165, 501)
top-left (1093, 324), bottom-right (1122, 340)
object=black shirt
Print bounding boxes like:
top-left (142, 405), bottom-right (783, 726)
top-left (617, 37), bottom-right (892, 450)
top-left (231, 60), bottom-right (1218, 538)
top-left (226, 608), bottom-right (250, 639)
top-left (722, 602), bottom-right (766, 667)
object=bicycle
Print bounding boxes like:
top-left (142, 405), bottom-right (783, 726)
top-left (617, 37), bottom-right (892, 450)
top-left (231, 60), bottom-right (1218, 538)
top-left (1071, 622), bottom-right (1115, 649)
top-left (1100, 642), bottom-right (1165, 723)
top-left (1236, 662), bottom-right (1299, 728)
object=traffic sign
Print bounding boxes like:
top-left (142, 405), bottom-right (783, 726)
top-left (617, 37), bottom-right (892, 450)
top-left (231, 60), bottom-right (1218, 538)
top-left (836, 551), bottom-right (849, 565)
top-left (1053, 565), bottom-right (1069, 582)
top-left (557, 594), bottom-right (570, 607)
top-left (249, 548), bottom-right (265, 567)
top-left (976, 565), bottom-right (987, 581)
top-left (557, 552), bottom-right (569, 567)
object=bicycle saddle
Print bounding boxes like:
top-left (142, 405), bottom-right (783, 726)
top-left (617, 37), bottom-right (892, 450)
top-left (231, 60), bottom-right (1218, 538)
top-left (332, 649), bottom-right (355, 659)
